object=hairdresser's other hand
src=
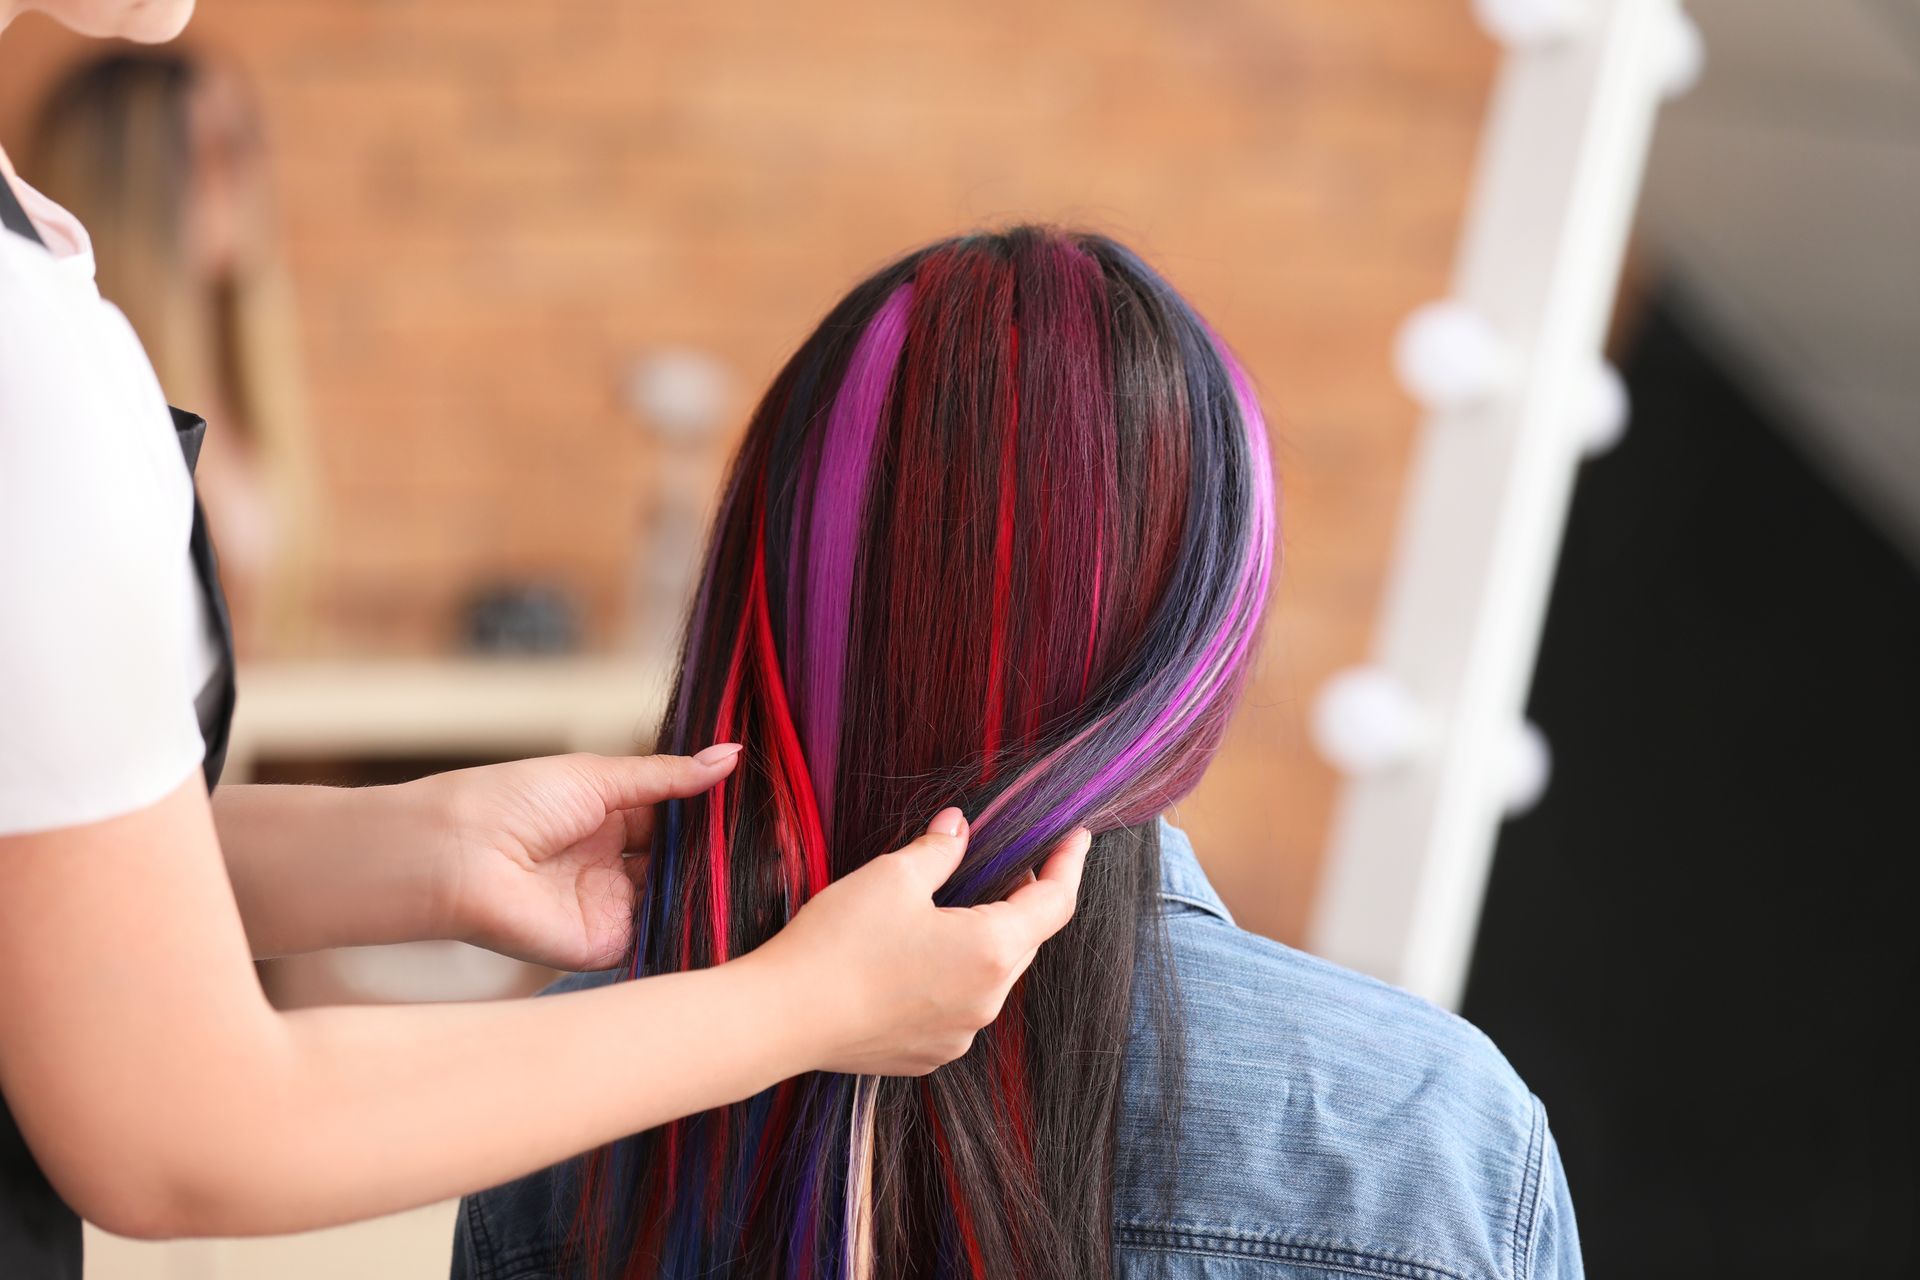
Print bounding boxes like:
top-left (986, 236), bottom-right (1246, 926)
top-left (742, 810), bottom-right (1091, 1076)
top-left (415, 746), bottom-right (744, 971)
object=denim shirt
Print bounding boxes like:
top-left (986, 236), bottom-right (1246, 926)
top-left (454, 823), bottom-right (1581, 1279)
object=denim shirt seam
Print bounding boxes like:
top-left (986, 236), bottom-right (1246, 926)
top-left (486, 1237), bottom-right (564, 1275)
top-left (464, 1195), bottom-right (569, 1279)
top-left (1115, 1223), bottom-right (1476, 1280)
top-left (1510, 1095), bottom-right (1550, 1280)
top-left (461, 1193), bottom-right (499, 1280)
top-left (1158, 889), bottom-right (1231, 921)
top-left (485, 1265), bottom-right (559, 1280)
top-left (490, 1265), bottom-right (560, 1280)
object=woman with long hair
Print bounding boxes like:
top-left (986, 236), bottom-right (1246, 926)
top-left (456, 227), bottom-right (1582, 1279)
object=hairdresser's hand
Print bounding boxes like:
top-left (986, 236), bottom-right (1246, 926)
top-left (416, 746), bottom-right (745, 971)
top-left (740, 810), bottom-right (1091, 1076)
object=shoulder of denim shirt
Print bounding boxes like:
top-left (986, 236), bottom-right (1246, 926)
top-left (453, 827), bottom-right (1581, 1280)
top-left (1117, 819), bottom-right (1578, 1280)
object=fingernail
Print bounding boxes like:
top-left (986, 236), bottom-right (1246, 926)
top-left (694, 743), bottom-right (744, 766)
top-left (929, 806), bottom-right (966, 838)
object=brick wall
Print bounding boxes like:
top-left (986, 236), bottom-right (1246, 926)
top-left (0, 0), bottom-right (1494, 943)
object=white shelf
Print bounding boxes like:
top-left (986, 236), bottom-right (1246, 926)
top-left (226, 656), bottom-right (673, 779)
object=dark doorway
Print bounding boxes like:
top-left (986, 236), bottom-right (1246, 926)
top-left (1462, 291), bottom-right (1920, 1276)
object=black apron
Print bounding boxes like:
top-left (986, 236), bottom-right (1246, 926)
top-left (0, 174), bottom-right (238, 1279)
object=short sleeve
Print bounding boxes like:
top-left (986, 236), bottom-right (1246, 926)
top-left (0, 233), bottom-right (206, 834)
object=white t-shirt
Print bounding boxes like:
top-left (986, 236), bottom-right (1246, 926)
top-left (0, 176), bottom-right (212, 834)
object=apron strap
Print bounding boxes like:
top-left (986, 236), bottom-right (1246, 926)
top-left (0, 174), bottom-right (48, 248)
top-left (170, 409), bottom-right (238, 788)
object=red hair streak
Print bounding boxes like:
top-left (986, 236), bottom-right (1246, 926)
top-left (925, 1081), bottom-right (989, 1280)
top-left (982, 322), bottom-right (1021, 777)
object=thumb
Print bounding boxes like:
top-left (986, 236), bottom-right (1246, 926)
top-left (886, 807), bottom-right (970, 894)
top-left (571, 744), bottom-right (744, 812)
top-left (965, 826), bottom-right (1089, 948)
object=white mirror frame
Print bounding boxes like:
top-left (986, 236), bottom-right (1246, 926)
top-left (1310, 0), bottom-right (1696, 1009)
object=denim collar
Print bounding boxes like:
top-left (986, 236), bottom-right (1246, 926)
top-left (1156, 819), bottom-right (1234, 925)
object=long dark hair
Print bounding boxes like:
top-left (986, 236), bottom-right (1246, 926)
top-left (579, 226), bottom-right (1275, 1279)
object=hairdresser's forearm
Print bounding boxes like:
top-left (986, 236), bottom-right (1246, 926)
top-left (132, 958), bottom-right (814, 1238)
top-left (5, 777), bottom-right (823, 1241)
top-left (213, 784), bottom-right (450, 957)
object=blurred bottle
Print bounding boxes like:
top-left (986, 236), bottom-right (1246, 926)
top-left (460, 582), bottom-right (583, 656)
top-left (623, 346), bottom-right (731, 660)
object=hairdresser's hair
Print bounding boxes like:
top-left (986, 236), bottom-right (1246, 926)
top-left (31, 51), bottom-right (318, 649)
top-left (579, 227), bottom-right (1274, 1279)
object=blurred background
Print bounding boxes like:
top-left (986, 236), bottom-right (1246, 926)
top-left (0, 0), bottom-right (1913, 1275)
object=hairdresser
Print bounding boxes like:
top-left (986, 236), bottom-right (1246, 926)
top-left (0, 1), bottom-right (1088, 1274)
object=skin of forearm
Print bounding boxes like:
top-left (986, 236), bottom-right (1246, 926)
top-left (10, 771), bottom-right (825, 1240)
top-left (213, 784), bottom-right (450, 957)
top-left (5, 777), bottom-right (811, 1241)
top-left (124, 961), bottom-right (815, 1239)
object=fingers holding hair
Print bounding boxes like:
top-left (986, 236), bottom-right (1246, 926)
top-left (570, 743), bottom-right (744, 816)
top-left (964, 826), bottom-right (1091, 952)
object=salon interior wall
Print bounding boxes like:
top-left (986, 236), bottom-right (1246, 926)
top-left (0, 0), bottom-right (1498, 946)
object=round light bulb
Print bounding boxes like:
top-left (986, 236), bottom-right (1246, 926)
top-left (1503, 719), bottom-right (1553, 816)
top-left (625, 346), bottom-right (731, 439)
top-left (1656, 5), bottom-right (1705, 99)
top-left (1313, 667), bottom-right (1432, 775)
top-left (1394, 301), bottom-right (1515, 413)
top-left (1473, 0), bottom-right (1591, 47)
top-left (1581, 360), bottom-right (1630, 457)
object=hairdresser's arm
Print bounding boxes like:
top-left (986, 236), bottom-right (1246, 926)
top-left (211, 780), bottom-right (458, 957)
top-left (0, 777), bottom-right (1086, 1239)
top-left (213, 751), bottom-right (740, 963)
